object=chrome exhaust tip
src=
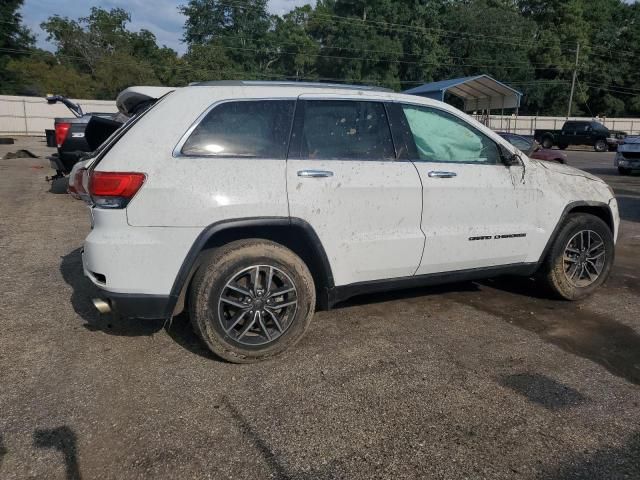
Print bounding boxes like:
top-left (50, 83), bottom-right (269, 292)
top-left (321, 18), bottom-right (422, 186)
top-left (92, 298), bottom-right (111, 314)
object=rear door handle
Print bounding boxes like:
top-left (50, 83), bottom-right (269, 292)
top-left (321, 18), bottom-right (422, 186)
top-left (297, 170), bottom-right (334, 178)
top-left (428, 171), bottom-right (457, 178)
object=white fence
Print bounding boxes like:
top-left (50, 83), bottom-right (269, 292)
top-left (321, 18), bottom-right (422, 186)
top-left (0, 95), bottom-right (117, 136)
top-left (485, 115), bottom-right (640, 136)
top-left (2, 94), bottom-right (640, 138)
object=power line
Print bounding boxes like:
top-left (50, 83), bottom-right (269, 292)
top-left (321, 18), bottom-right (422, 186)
top-left (0, 45), bottom-right (569, 74)
top-left (210, 1), bottom-right (577, 52)
top-left (585, 83), bottom-right (640, 96)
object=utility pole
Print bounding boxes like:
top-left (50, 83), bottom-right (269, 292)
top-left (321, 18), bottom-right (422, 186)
top-left (567, 42), bottom-right (580, 118)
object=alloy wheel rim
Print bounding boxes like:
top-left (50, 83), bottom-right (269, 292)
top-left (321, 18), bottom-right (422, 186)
top-left (217, 265), bottom-right (298, 346)
top-left (563, 230), bottom-right (606, 288)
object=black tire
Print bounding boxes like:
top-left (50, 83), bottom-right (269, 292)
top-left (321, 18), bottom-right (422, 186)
top-left (539, 213), bottom-right (614, 300)
top-left (49, 176), bottom-right (68, 194)
top-left (541, 137), bottom-right (553, 149)
top-left (558, 144), bottom-right (568, 150)
top-left (594, 139), bottom-right (607, 152)
top-left (555, 158), bottom-right (566, 164)
top-left (189, 239), bottom-right (316, 363)
top-left (618, 167), bottom-right (631, 175)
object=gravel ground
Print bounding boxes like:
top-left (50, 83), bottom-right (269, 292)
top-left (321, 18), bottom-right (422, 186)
top-left (0, 138), bottom-right (639, 479)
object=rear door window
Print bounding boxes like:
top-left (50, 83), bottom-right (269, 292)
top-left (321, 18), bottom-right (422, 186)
top-left (181, 100), bottom-right (295, 158)
top-left (296, 100), bottom-right (395, 160)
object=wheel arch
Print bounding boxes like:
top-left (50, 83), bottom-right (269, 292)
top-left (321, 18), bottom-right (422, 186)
top-left (167, 217), bottom-right (335, 317)
top-left (536, 201), bottom-right (614, 265)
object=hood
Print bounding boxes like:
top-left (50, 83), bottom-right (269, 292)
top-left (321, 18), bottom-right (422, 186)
top-left (116, 86), bottom-right (175, 117)
top-left (534, 157), bottom-right (604, 183)
top-left (619, 136), bottom-right (640, 152)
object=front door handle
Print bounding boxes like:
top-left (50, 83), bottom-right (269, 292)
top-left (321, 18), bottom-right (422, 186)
top-left (297, 169), bottom-right (334, 178)
top-left (428, 171), bottom-right (457, 178)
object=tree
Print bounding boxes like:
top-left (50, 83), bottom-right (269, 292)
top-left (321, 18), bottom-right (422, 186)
top-left (39, 7), bottom-right (179, 99)
top-left (0, 0), bottom-right (35, 94)
top-left (6, 54), bottom-right (95, 97)
top-left (180, 0), bottom-right (271, 76)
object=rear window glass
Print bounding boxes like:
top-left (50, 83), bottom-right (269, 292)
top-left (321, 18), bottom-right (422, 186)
top-left (181, 100), bottom-right (295, 158)
top-left (299, 100), bottom-right (395, 160)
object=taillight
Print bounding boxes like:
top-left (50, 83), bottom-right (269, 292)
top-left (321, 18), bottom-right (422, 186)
top-left (55, 122), bottom-right (71, 148)
top-left (68, 167), bottom-right (87, 198)
top-left (89, 171), bottom-right (146, 209)
top-left (75, 168), bottom-right (87, 195)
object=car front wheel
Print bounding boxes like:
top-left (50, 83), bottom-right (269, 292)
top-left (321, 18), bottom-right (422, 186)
top-left (539, 213), bottom-right (614, 300)
top-left (189, 239), bottom-right (316, 363)
top-left (594, 139), bottom-right (607, 152)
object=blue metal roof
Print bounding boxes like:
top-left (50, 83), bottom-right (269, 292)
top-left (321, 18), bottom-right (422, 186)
top-left (404, 75), bottom-right (522, 111)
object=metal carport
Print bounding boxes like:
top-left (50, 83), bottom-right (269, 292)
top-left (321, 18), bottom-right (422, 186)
top-left (403, 75), bottom-right (522, 112)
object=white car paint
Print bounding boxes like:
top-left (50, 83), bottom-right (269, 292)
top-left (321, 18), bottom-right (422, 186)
top-left (82, 82), bottom-right (619, 300)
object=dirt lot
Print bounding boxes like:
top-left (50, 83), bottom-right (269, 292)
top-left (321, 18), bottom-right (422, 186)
top-left (1, 137), bottom-right (639, 479)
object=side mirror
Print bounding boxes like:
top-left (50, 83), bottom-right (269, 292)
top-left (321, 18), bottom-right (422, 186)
top-left (500, 145), bottom-right (523, 167)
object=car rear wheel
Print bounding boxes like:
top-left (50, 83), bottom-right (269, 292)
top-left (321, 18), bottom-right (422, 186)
top-left (618, 167), bottom-right (631, 175)
top-left (542, 137), bottom-right (553, 149)
top-left (539, 213), bottom-right (614, 300)
top-left (594, 139), bottom-right (607, 152)
top-left (189, 239), bottom-right (316, 363)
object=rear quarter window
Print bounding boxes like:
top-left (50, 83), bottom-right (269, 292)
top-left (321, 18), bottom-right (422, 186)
top-left (181, 100), bottom-right (295, 159)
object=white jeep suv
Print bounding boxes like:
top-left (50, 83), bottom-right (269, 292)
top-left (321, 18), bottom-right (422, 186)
top-left (82, 81), bottom-right (619, 362)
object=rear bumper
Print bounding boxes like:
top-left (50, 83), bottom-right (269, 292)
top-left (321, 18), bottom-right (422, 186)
top-left (95, 288), bottom-right (171, 319)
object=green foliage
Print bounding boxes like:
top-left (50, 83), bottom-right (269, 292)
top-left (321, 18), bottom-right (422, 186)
top-left (31, 7), bottom-right (180, 99)
top-left (6, 54), bottom-right (95, 97)
top-left (4, 0), bottom-right (640, 116)
top-left (0, 0), bottom-right (35, 94)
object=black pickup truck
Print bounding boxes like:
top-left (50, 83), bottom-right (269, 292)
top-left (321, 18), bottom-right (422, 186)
top-left (46, 95), bottom-right (124, 180)
top-left (534, 120), bottom-right (626, 152)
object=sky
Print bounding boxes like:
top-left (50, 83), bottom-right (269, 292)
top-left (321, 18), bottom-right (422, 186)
top-left (20, 0), bottom-right (312, 55)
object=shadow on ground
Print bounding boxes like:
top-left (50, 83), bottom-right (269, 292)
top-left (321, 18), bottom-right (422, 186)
top-left (333, 281), bottom-right (481, 309)
top-left (499, 373), bottom-right (588, 410)
top-left (616, 195), bottom-right (640, 223)
top-left (0, 434), bottom-right (6, 468)
top-left (469, 276), bottom-right (640, 386)
top-left (59, 247), bottom-right (215, 360)
top-left (222, 397), bottom-right (343, 479)
top-left (540, 431), bottom-right (640, 479)
top-left (33, 426), bottom-right (81, 480)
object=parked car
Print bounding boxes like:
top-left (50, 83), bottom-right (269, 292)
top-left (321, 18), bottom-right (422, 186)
top-left (615, 136), bottom-right (640, 175)
top-left (45, 95), bottom-right (121, 181)
top-left (497, 132), bottom-right (567, 163)
top-left (46, 89), bottom-right (172, 180)
top-left (80, 81), bottom-right (619, 362)
top-left (534, 120), bottom-right (625, 152)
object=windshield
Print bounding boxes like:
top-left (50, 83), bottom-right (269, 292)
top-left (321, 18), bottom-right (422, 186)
top-left (502, 134), bottom-right (532, 152)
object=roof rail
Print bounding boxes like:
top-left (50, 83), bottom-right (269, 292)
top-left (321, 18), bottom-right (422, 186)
top-left (190, 80), bottom-right (392, 92)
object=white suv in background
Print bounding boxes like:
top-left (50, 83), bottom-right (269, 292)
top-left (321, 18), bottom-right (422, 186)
top-left (81, 81), bottom-right (619, 362)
